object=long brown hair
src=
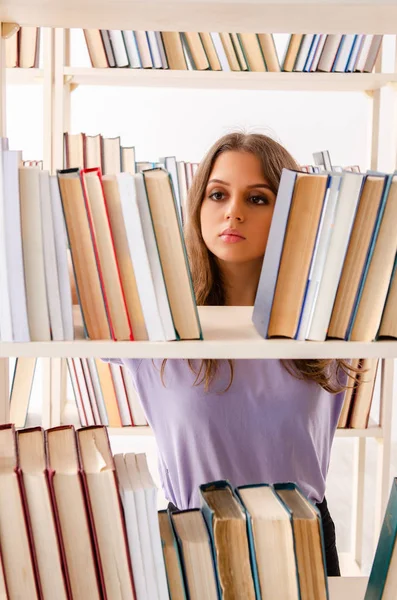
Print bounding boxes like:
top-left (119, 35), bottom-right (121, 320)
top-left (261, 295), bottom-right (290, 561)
top-left (165, 132), bottom-right (352, 393)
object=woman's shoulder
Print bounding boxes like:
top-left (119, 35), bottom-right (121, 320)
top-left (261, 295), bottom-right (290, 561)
top-left (101, 357), bottom-right (143, 377)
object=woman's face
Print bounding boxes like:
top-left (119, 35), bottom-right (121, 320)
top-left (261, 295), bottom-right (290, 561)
top-left (200, 150), bottom-right (277, 266)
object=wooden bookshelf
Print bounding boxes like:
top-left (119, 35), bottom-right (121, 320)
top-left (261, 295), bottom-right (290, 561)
top-left (63, 68), bottom-right (397, 92)
top-left (5, 68), bottom-right (43, 84)
top-left (1, 0), bottom-right (397, 33)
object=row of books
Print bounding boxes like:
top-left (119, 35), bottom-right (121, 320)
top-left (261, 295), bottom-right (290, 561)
top-left (5, 27), bottom-right (382, 74)
top-left (9, 357), bottom-right (148, 429)
top-left (0, 423), bottom-right (329, 600)
top-left (0, 138), bottom-right (201, 342)
top-left (64, 131), bottom-right (198, 223)
top-left (253, 168), bottom-right (397, 341)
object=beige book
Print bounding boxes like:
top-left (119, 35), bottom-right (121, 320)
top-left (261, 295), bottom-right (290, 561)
top-left (283, 34), bottom-right (304, 71)
top-left (202, 487), bottom-right (256, 599)
top-left (143, 169), bottom-right (201, 339)
top-left (102, 136), bottom-right (121, 175)
top-left (83, 29), bottom-right (108, 68)
top-left (238, 485), bottom-right (299, 599)
top-left (353, 177), bottom-right (397, 340)
top-left (171, 510), bottom-right (219, 600)
top-left (158, 512), bottom-right (186, 600)
top-left (19, 167), bottom-right (51, 341)
top-left (102, 175), bottom-right (148, 340)
top-left (81, 169), bottom-right (132, 340)
top-left (58, 170), bottom-right (111, 340)
top-left (238, 33), bottom-right (267, 71)
top-left (220, 33), bottom-right (240, 71)
top-left (276, 487), bottom-right (327, 600)
top-left (349, 358), bottom-right (379, 429)
top-left (337, 358), bottom-right (360, 428)
top-left (184, 32), bottom-right (209, 70)
top-left (9, 357), bottom-right (36, 428)
top-left (0, 425), bottom-right (39, 598)
top-left (328, 176), bottom-right (385, 339)
top-left (121, 146), bottom-right (136, 174)
top-left (258, 34), bottom-right (281, 72)
top-left (95, 359), bottom-right (122, 427)
top-left (199, 33), bottom-right (221, 70)
top-left (268, 174), bottom-right (328, 338)
top-left (64, 132), bottom-right (85, 170)
top-left (46, 426), bottom-right (101, 600)
top-left (18, 428), bottom-right (69, 599)
top-left (19, 26), bottom-right (39, 68)
top-left (78, 427), bottom-right (135, 599)
top-left (5, 30), bottom-right (18, 67)
top-left (231, 33), bottom-right (248, 70)
top-left (162, 32), bottom-right (187, 70)
top-left (85, 134), bottom-right (102, 170)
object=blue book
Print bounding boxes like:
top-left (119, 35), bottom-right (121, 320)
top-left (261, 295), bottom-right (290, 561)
top-left (303, 34), bottom-right (321, 72)
top-left (158, 510), bottom-right (187, 600)
top-left (200, 480), bottom-right (255, 599)
top-left (274, 483), bottom-right (329, 600)
top-left (252, 169), bottom-right (297, 338)
top-left (236, 483), bottom-right (300, 600)
top-left (365, 479), bottom-right (397, 599)
top-left (169, 507), bottom-right (220, 599)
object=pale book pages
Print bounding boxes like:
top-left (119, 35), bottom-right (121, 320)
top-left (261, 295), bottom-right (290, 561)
top-left (87, 358), bottom-right (109, 426)
top-left (5, 31), bottom-right (17, 67)
top-left (81, 169), bottom-right (131, 340)
top-left (19, 167), bottom-right (51, 341)
top-left (81, 358), bottom-right (102, 425)
top-left (158, 512), bottom-right (186, 600)
top-left (39, 170), bottom-right (64, 341)
top-left (47, 427), bottom-right (101, 600)
top-left (18, 429), bottom-right (68, 599)
top-left (102, 137), bottom-right (121, 175)
top-left (114, 454), bottom-right (148, 600)
top-left (257, 34), bottom-right (281, 72)
top-left (108, 30), bottom-right (129, 67)
top-left (9, 357), bottom-right (36, 428)
top-left (136, 454), bottom-right (169, 600)
top-left (210, 33), bottom-right (231, 71)
top-left (239, 33), bottom-right (267, 72)
top-left (83, 29), bottom-right (108, 68)
top-left (199, 33), bottom-right (221, 71)
top-left (72, 359), bottom-right (95, 426)
top-left (219, 33), bottom-right (240, 71)
top-left (19, 27), bottom-right (39, 68)
top-left (0, 427), bottom-right (39, 598)
top-left (65, 133), bottom-right (85, 170)
top-left (238, 486), bottom-right (299, 600)
top-left (67, 359), bottom-right (88, 427)
top-left (161, 32), bottom-right (187, 70)
top-left (110, 364), bottom-right (133, 426)
top-left (85, 135), bottom-right (102, 170)
top-left (124, 454), bottom-right (160, 600)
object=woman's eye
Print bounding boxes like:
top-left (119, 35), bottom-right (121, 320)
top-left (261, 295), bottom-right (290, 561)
top-left (209, 191), bottom-right (224, 201)
top-left (249, 195), bottom-right (269, 205)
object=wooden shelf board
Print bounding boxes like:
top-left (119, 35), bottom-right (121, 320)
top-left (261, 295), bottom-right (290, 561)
top-left (5, 68), bottom-right (43, 84)
top-left (108, 426), bottom-right (152, 436)
top-left (2, 1), bottom-right (397, 33)
top-left (64, 68), bottom-right (397, 92)
top-left (329, 576), bottom-right (367, 600)
top-left (339, 553), bottom-right (363, 577)
top-left (2, 307), bottom-right (397, 359)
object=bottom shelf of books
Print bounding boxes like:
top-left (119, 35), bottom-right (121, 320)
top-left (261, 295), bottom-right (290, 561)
top-left (0, 423), bottom-right (394, 599)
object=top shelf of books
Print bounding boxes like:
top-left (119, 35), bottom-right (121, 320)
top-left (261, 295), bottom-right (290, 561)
top-left (2, 307), bottom-right (397, 359)
top-left (2, 0), bottom-right (397, 34)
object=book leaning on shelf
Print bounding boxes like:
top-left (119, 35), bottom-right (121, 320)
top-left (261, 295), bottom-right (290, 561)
top-left (0, 137), bottom-right (202, 342)
top-left (253, 168), bottom-right (397, 342)
top-left (0, 423), bottom-right (329, 600)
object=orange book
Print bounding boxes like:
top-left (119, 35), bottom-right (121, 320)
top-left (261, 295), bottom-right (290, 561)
top-left (95, 359), bottom-right (122, 427)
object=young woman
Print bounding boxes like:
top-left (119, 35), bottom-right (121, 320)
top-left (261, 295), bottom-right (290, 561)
top-left (110, 133), bottom-right (351, 576)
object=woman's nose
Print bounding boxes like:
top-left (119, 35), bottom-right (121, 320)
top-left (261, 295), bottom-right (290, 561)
top-left (225, 198), bottom-right (244, 222)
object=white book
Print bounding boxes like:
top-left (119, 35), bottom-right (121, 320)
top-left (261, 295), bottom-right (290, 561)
top-left (39, 171), bottom-right (64, 341)
top-left (159, 156), bottom-right (182, 224)
top-left (108, 30), bottom-right (129, 67)
top-left (124, 454), bottom-right (161, 600)
top-left (67, 358), bottom-right (88, 427)
top-left (2, 150), bottom-right (30, 342)
top-left (87, 358), bottom-right (109, 426)
top-left (317, 34), bottom-right (343, 72)
top-left (110, 363), bottom-right (132, 426)
top-left (346, 34), bottom-right (365, 72)
top-left (49, 176), bottom-right (74, 340)
top-left (310, 34), bottom-right (327, 71)
top-left (303, 34), bottom-right (320, 72)
top-left (117, 173), bottom-right (166, 341)
top-left (307, 172), bottom-right (365, 341)
top-left (297, 174), bottom-right (342, 340)
top-left (135, 31), bottom-right (153, 68)
top-left (0, 145), bottom-right (13, 341)
top-left (355, 34), bottom-right (374, 72)
top-left (155, 32), bottom-right (168, 69)
top-left (177, 161), bottom-right (188, 223)
top-left (210, 32), bottom-right (230, 71)
top-left (122, 368), bottom-right (147, 426)
top-left (333, 34), bottom-right (356, 72)
top-left (122, 31), bottom-right (141, 68)
top-left (294, 34), bottom-right (315, 72)
top-left (81, 358), bottom-right (102, 425)
top-left (134, 173), bottom-right (176, 341)
top-left (73, 358), bottom-right (95, 426)
top-left (147, 31), bottom-right (162, 68)
top-left (19, 167), bottom-right (51, 341)
top-left (114, 454), bottom-right (148, 600)
top-left (136, 454), bottom-right (169, 600)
